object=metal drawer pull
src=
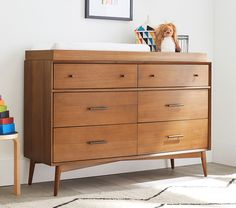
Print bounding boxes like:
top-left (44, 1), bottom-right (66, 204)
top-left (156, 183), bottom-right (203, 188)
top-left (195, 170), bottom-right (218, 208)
top-left (68, 74), bottom-right (77, 78)
top-left (120, 74), bottom-right (125, 78)
top-left (87, 140), bottom-right (107, 145)
top-left (167, 135), bottom-right (184, 140)
top-left (149, 74), bottom-right (155, 78)
top-left (166, 103), bottom-right (184, 107)
top-left (193, 74), bottom-right (199, 77)
top-left (87, 106), bottom-right (109, 111)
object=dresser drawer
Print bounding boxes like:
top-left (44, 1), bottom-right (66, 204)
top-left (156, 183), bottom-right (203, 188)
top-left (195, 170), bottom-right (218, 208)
top-left (54, 92), bottom-right (137, 127)
top-left (53, 124), bottom-right (137, 162)
top-left (54, 64), bottom-right (137, 89)
top-left (138, 90), bottom-right (208, 122)
top-left (138, 65), bottom-right (209, 87)
top-left (138, 119), bottom-right (208, 155)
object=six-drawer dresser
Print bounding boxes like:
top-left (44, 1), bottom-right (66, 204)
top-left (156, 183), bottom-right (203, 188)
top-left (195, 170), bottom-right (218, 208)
top-left (24, 50), bottom-right (212, 196)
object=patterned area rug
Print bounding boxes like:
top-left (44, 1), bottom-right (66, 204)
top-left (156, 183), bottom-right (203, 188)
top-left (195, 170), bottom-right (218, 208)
top-left (5, 177), bottom-right (236, 208)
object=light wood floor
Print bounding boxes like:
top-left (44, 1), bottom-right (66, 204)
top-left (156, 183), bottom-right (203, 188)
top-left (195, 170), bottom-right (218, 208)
top-left (0, 163), bottom-right (235, 205)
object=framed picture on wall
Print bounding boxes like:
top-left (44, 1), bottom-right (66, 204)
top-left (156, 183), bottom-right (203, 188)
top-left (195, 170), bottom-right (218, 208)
top-left (85, 0), bottom-right (133, 21)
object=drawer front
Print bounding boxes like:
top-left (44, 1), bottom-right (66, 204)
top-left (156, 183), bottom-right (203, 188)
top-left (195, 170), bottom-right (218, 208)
top-left (54, 92), bottom-right (137, 127)
top-left (54, 64), bottom-right (137, 89)
top-left (138, 119), bottom-right (208, 155)
top-left (53, 124), bottom-right (137, 162)
top-left (138, 65), bottom-right (209, 87)
top-left (138, 90), bottom-right (208, 122)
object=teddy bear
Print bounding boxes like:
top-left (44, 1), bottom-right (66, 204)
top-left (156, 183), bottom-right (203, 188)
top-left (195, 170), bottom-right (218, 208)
top-left (155, 23), bottom-right (181, 52)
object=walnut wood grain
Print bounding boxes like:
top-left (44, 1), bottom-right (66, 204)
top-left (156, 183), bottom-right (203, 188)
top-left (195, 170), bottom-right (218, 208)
top-left (54, 64), bottom-right (137, 89)
top-left (57, 151), bottom-right (203, 172)
top-left (24, 50), bottom-right (212, 196)
top-left (25, 50), bottom-right (208, 63)
top-left (28, 160), bottom-right (36, 185)
top-left (170, 159), bottom-right (175, 169)
top-left (138, 119), bottom-right (208, 155)
top-left (208, 63), bottom-right (212, 150)
top-left (138, 64), bottom-right (209, 87)
top-left (201, 151), bottom-right (208, 177)
top-left (53, 124), bottom-right (137, 162)
top-left (52, 86), bottom-right (211, 93)
top-left (54, 166), bottom-right (62, 196)
top-left (54, 92), bottom-right (137, 127)
top-left (138, 89), bottom-right (208, 122)
top-left (24, 60), bottom-right (53, 165)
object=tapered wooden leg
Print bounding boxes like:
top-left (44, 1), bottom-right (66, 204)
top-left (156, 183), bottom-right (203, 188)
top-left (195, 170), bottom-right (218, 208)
top-left (28, 160), bottom-right (36, 185)
top-left (170, 159), bottom-right (175, 169)
top-left (13, 138), bottom-right (21, 196)
top-left (201, 151), bottom-right (207, 177)
top-left (54, 166), bottom-right (62, 196)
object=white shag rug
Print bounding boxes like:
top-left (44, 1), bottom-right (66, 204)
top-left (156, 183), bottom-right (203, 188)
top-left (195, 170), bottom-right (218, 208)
top-left (4, 176), bottom-right (236, 208)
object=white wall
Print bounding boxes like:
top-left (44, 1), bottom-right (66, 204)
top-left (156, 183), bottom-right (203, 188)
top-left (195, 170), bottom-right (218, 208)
top-left (0, 0), bottom-right (213, 186)
top-left (213, 0), bottom-right (236, 166)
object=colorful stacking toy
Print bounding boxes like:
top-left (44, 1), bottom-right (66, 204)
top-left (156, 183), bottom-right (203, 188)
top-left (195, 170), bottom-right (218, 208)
top-left (0, 95), bottom-right (15, 135)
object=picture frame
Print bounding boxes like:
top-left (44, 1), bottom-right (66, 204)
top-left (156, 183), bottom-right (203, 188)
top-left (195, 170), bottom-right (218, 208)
top-left (85, 0), bottom-right (133, 21)
top-left (178, 35), bottom-right (189, 53)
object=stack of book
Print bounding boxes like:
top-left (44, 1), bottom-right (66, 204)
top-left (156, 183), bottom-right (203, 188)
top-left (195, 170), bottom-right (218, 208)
top-left (0, 95), bottom-right (15, 135)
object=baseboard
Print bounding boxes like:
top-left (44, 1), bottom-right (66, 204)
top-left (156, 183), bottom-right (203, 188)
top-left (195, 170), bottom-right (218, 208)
top-left (0, 152), bottom-right (212, 187)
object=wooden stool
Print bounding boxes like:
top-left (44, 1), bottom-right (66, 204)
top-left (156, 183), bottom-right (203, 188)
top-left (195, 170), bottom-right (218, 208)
top-left (0, 133), bottom-right (21, 196)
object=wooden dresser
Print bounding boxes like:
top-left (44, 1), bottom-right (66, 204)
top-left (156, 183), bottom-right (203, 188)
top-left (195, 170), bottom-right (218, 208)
top-left (24, 50), bottom-right (211, 196)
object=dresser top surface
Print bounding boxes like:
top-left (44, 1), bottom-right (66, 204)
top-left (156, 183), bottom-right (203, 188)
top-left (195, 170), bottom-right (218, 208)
top-left (25, 50), bottom-right (209, 64)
